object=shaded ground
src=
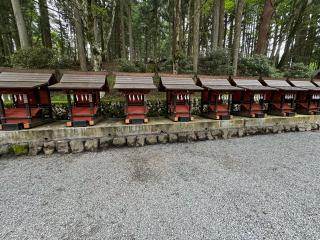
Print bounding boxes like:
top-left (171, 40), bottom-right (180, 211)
top-left (1, 132), bottom-right (320, 240)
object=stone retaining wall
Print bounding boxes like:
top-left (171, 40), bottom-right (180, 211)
top-left (0, 121), bottom-right (319, 157)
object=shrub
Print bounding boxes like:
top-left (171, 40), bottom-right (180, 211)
top-left (270, 67), bottom-right (285, 78)
top-left (51, 98), bottom-right (201, 119)
top-left (282, 62), bottom-right (312, 78)
top-left (238, 54), bottom-right (272, 77)
top-left (117, 58), bottom-right (146, 72)
top-left (11, 47), bottom-right (56, 69)
top-left (199, 48), bottom-right (232, 75)
top-left (51, 56), bottom-right (78, 69)
top-left (160, 56), bottom-right (193, 74)
top-left (0, 55), bottom-right (12, 67)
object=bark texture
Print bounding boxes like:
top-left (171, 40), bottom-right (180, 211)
top-left (172, 0), bottom-right (181, 74)
top-left (232, 0), bottom-right (245, 76)
top-left (39, 0), bottom-right (52, 48)
top-left (74, 2), bottom-right (87, 71)
top-left (193, 0), bottom-right (201, 74)
top-left (11, 0), bottom-right (30, 48)
top-left (255, 0), bottom-right (273, 54)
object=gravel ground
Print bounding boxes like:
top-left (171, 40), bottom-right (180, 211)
top-left (1, 132), bottom-right (320, 240)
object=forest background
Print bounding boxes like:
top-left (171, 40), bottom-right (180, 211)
top-left (1, 0), bottom-right (320, 79)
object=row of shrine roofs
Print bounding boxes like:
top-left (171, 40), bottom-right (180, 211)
top-left (0, 69), bottom-right (319, 131)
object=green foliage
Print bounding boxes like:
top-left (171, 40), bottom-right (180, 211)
top-left (225, 0), bottom-right (235, 11)
top-left (270, 67), bottom-right (285, 78)
top-left (160, 56), bottom-right (193, 74)
top-left (199, 48), bottom-right (232, 75)
top-left (11, 47), bottom-right (55, 69)
top-left (101, 100), bottom-right (125, 118)
top-left (10, 144), bottom-right (29, 156)
top-left (147, 100), bottom-right (168, 117)
top-left (238, 54), bottom-right (272, 77)
top-left (51, 98), bottom-right (201, 119)
top-left (0, 55), bottom-right (12, 67)
top-left (117, 59), bottom-right (146, 72)
top-left (51, 56), bottom-right (78, 69)
top-left (282, 62), bottom-right (312, 78)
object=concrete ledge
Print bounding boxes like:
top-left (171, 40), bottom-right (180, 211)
top-left (0, 115), bottom-right (319, 157)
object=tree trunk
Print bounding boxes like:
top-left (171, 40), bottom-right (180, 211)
top-left (304, 13), bottom-right (318, 65)
top-left (277, 0), bottom-right (311, 68)
top-left (92, 0), bottom-right (102, 71)
top-left (228, 13), bottom-right (234, 49)
top-left (0, 36), bottom-right (5, 59)
top-left (240, 16), bottom-right (246, 54)
top-left (127, 1), bottom-right (134, 63)
top-left (153, 1), bottom-right (159, 64)
top-left (104, 0), bottom-right (116, 59)
top-left (172, 0), bottom-right (181, 74)
top-left (119, 0), bottom-right (126, 59)
top-left (58, 15), bottom-right (65, 56)
top-left (255, 0), bottom-right (273, 55)
top-left (270, 22), bottom-right (279, 60)
top-left (211, 0), bottom-right (220, 51)
top-left (292, 15), bottom-right (308, 64)
top-left (11, 0), bottom-right (30, 48)
top-left (187, 0), bottom-right (194, 56)
top-left (232, 0), bottom-right (245, 76)
top-left (273, 29), bottom-right (284, 66)
top-left (73, 4), bottom-right (87, 71)
top-left (218, 0), bottom-right (225, 48)
top-left (193, 0), bottom-right (201, 74)
top-left (38, 0), bottom-right (52, 48)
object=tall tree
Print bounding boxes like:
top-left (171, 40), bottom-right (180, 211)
top-left (11, 0), bottom-right (30, 48)
top-left (255, 0), bottom-right (274, 55)
top-left (127, 1), bottom-right (134, 63)
top-left (218, 0), bottom-right (225, 48)
top-left (119, 0), bottom-right (126, 59)
top-left (277, 0), bottom-right (312, 68)
top-left (38, 0), bottom-right (52, 48)
top-left (73, 1), bottom-right (87, 71)
top-left (103, 0), bottom-right (117, 60)
top-left (187, 0), bottom-right (194, 56)
top-left (212, 0), bottom-right (220, 51)
top-left (232, 0), bottom-right (245, 76)
top-left (172, 0), bottom-right (181, 74)
top-left (227, 12), bottom-right (235, 49)
top-left (87, 0), bottom-right (102, 71)
top-left (193, 0), bottom-right (201, 74)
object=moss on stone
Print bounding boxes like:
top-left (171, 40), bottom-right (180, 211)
top-left (10, 144), bottom-right (29, 156)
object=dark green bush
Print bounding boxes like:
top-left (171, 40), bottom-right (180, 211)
top-left (0, 55), bottom-right (12, 67)
top-left (51, 56), bottom-right (78, 69)
top-left (11, 47), bottom-right (56, 69)
top-left (199, 48), bottom-right (232, 75)
top-left (101, 100), bottom-right (125, 118)
top-left (147, 100), bottom-right (167, 117)
top-left (270, 67), bottom-right (285, 78)
top-left (51, 99), bottom-right (201, 119)
top-left (160, 56), bottom-right (193, 74)
top-left (283, 62), bottom-right (312, 78)
top-left (238, 54), bottom-right (272, 77)
top-left (117, 58), bottom-right (146, 72)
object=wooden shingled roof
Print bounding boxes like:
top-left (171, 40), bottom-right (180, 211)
top-left (288, 79), bottom-right (320, 91)
top-left (0, 72), bottom-right (55, 89)
top-left (159, 76), bottom-right (203, 91)
top-left (197, 78), bottom-right (243, 91)
top-left (114, 76), bottom-right (156, 90)
top-left (50, 72), bottom-right (108, 91)
top-left (230, 78), bottom-right (276, 91)
top-left (260, 79), bottom-right (306, 91)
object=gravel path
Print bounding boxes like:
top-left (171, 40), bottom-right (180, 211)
top-left (1, 132), bottom-right (320, 240)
